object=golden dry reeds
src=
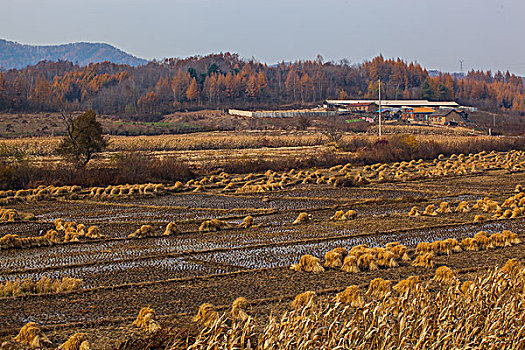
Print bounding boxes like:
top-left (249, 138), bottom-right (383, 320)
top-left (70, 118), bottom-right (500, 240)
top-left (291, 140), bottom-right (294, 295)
top-left (474, 231), bottom-right (494, 250)
top-left (385, 241), bottom-right (399, 250)
top-left (366, 278), bottom-right (392, 299)
top-left (129, 224), bottom-right (156, 238)
top-left (376, 249), bottom-right (398, 268)
top-left (431, 238), bottom-right (462, 256)
top-left (336, 285), bottom-right (364, 307)
top-left (500, 258), bottom-right (522, 276)
top-left (490, 232), bottom-right (506, 247)
top-left (411, 252), bottom-right (434, 268)
top-left (474, 215), bottom-right (485, 223)
top-left (423, 204), bottom-right (437, 216)
top-left (510, 207), bottom-right (523, 218)
top-left (502, 230), bottom-right (521, 245)
top-left (436, 202), bottom-right (452, 214)
top-left (290, 254), bottom-right (325, 273)
top-left (56, 277), bottom-right (83, 293)
top-left (393, 276), bottom-right (420, 295)
top-left (193, 303), bottom-right (219, 328)
top-left (199, 219), bottom-right (230, 232)
top-left (54, 218), bottom-right (65, 231)
top-left (1, 276), bottom-right (82, 297)
top-left (85, 226), bottom-right (103, 239)
top-left (324, 247), bottom-right (347, 268)
top-left (175, 263), bottom-right (525, 349)
top-left (500, 209), bottom-right (513, 219)
top-left (433, 266), bottom-right (457, 285)
top-left (344, 210), bottom-right (357, 219)
top-left (357, 253), bottom-right (378, 271)
top-left (330, 210), bottom-right (345, 221)
top-left (163, 222), bottom-right (178, 236)
top-left (291, 291), bottom-right (318, 310)
top-left (455, 201), bottom-right (470, 213)
top-left (14, 322), bottom-right (51, 348)
top-left (461, 237), bottom-right (479, 251)
top-left (387, 243), bottom-right (410, 261)
top-left (44, 229), bottom-right (64, 243)
top-left (341, 254), bottom-right (360, 273)
top-left (133, 307), bottom-right (161, 333)
top-left (231, 297), bottom-right (250, 322)
top-left (238, 215), bottom-right (255, 228)
top-left (416, 242), bottom-right (432, 255)
top-left (58, 333), bottom-right (90, 350)
top-left (408, 206), bottom-right (420, 217)
top-left (0, 234), bottom-right (23, 249)
top-left (0, 208), bottom-right (35, 223)
top-left (292, 212), bottom-right (312, 225)
top-left (330, 209), bottom-right (357, 221)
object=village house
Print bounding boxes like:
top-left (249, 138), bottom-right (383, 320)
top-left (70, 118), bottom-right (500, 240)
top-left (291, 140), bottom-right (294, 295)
top-left (429, 109), bottom-right (468, 126)
top-left (401, 107), bottom-right (435, 122)
top-left (343, 102), bottom-right (379, 113)
top-left (324, 99), bottom-right (460, 109)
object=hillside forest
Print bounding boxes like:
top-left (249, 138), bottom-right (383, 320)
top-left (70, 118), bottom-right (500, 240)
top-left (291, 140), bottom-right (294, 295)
top-left (0, 54), bottom-right (523, 117)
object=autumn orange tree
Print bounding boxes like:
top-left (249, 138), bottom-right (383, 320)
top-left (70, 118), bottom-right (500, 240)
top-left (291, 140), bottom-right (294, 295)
top-left (138, 91), bottom-right (159, 114)
top-left (0, 54), bottom-right (523, 115)
top-left (186, 78), bottom-right (199, 101)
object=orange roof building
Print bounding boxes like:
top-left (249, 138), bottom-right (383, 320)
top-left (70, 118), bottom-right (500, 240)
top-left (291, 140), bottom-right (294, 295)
top-left (411, 107), bottom-right (435, 113)
top-left (401, 107), bottom-right (436, 121)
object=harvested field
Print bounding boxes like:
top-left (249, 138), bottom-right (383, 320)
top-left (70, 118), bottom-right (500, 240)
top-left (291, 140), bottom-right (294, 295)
top-left (1, 149), bottom-right (525, 348)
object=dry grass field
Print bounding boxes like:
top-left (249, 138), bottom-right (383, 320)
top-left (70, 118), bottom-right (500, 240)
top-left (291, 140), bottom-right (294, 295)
top-left (0, 131), bottom-right (509, 167)
top-left (1, 141), bottom-right (525, 348)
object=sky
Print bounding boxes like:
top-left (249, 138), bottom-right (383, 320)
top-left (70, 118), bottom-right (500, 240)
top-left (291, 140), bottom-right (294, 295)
top-left (1, 0), bottom-right (524, 75)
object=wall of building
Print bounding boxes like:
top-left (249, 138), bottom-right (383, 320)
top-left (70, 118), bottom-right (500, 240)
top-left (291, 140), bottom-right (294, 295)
top-left (228, 109), bottom-right (337, 118)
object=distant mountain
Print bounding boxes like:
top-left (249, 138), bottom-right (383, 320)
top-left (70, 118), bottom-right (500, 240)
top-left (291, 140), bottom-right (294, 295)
top-left (0, 39), bottom-right (148, 70)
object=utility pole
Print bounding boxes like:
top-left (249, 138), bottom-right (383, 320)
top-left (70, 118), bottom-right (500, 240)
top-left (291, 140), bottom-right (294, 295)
top-left (378, 79), bottom-right (382, 137)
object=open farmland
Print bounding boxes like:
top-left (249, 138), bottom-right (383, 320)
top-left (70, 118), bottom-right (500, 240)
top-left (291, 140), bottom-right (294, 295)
top-left (1, 148), bottom-right (525, 349)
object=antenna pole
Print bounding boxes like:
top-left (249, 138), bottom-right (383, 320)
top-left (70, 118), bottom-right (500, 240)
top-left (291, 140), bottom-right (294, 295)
top-left (378, 79), bottom-right (382, 137)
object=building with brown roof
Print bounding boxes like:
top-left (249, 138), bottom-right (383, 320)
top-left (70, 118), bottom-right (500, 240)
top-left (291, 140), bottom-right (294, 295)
top-left (342, 102), bottom-right (379, 113)
top-left (430, 109), bottom-right (468, 126)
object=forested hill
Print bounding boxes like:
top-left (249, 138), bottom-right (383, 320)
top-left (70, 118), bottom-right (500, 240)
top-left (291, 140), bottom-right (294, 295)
top-left (0, 39), bottom-right (148, 69)
top-left (0, 53), bottom-right (523, 116)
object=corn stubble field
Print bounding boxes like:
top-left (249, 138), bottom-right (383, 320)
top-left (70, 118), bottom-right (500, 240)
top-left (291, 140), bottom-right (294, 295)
top-left (2, 144), bottom-right (525, 349)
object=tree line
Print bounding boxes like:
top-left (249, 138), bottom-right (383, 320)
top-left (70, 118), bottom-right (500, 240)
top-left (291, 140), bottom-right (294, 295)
top-left (0, 53), bottom-right (523, 116)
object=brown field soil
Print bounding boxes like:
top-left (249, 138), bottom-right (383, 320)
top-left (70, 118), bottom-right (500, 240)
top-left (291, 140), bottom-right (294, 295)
top-left (1, 158), bottom-right (525, 348)
top-left (0, 110), bottom-right (239, 138)
top-left (0, 110), bottom-right (486, 139)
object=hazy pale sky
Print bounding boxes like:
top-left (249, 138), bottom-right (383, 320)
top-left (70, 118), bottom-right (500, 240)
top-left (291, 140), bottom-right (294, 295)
top-left (1, 0), bottom-right (524, 75)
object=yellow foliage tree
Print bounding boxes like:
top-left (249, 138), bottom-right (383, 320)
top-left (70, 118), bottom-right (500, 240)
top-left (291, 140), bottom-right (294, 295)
top-left (186, 77), bottom-right (199, 101)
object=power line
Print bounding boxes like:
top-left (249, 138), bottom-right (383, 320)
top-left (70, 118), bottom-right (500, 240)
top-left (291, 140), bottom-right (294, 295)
top-left (378, 79), bottom-right (382, 137)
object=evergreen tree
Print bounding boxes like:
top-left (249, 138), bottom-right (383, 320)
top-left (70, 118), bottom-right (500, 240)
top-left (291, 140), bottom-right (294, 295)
top-left (420, 79), bottom-right (434, 100)
top-left (438, 84), bottom-right (450, 101)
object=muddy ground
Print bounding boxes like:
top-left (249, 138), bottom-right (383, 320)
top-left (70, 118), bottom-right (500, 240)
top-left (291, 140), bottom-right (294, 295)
top-left (1, 166), bottom-right (524, 349)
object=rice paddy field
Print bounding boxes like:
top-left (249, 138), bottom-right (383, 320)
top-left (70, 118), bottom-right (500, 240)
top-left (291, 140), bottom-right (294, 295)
top-left (1, 148), bottom-right (525, 349)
